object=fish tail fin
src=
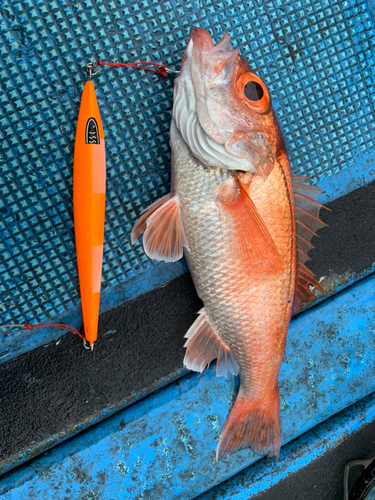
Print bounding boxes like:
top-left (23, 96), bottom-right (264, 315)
top-left (216, 387), bottom-right (281, 462)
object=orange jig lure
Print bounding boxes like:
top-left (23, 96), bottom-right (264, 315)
top-left (72, 59), bottom-right (175, 350)
top-left (73, 63), bottom-right (106, 350)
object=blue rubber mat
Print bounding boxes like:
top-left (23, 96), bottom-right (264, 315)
top-left (0, 0), bottom-right (375, 351)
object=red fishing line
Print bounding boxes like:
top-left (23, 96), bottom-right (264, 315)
top-left (97, 60), bottom-right (168, 77)
top-left (23, 323), bottom-right (85, 340)
top-left (0, 303), bottom-right (84, 340)
top-left (0, 318), bottom-right (85, 341)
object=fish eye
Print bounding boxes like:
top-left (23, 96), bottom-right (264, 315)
top-left (244, 81), bottom-right (264, 102)
top-left (237, 72), bottom-right (271, 113)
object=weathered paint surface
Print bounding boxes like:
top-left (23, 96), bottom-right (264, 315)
top-left (296, 262), bottom-right (375, 313)
top-left (1, 273), bottom-right (375, 499)
top-left (0, 367), bottom-right (189, 477)
top-left (197, 391), bottom-right (375, 499)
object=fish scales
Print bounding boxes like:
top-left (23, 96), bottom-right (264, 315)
top-left (171, 121), bottom-right (296, 396)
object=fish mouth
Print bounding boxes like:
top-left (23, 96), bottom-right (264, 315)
top-left (180, 28), bottom-right (215, 69)
top-left (189, 28), bottom-right (214, 51)
top-left (187, 29), bottom-right (237, 72)
top-left (182, 29), bottom-right (237, 74)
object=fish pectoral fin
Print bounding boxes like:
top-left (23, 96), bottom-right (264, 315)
top-left (183, 308), bottom-right (239, 378)
top-left (131, 194), bottom-right (189, 263)
top-left (219, 179), bottom-right (281, 273)
top-left (131, 193), bottom-right (172, 244)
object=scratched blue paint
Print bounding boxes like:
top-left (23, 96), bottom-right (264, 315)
top-left (1, 0), bottom-right (375, 366)
top-left (301, 262), bottom-right (375, 314)
top-left (1, 273), bottom-right (375, 499)
top-left (197, 391), bottom-right (375, 499)
top-left (104, 330), bottom-right (117, 335)
top-left (0, 367), bottom-right (189, 477)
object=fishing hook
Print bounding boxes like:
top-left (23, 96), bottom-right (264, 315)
top-left (0, 325), bottom-right (25, 335)
top-left (83, 339), bottom-right (93, 350)
top-left (0, 301), bottom-right (14, 310)
top-left (164, 67), bottom-right (180, 75)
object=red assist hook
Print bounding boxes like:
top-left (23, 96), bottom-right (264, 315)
top-left (1, 323), bottom-right (85, 341)
top-left (0, 302), bottom-right (89, 349)
top-left (0, 302), bottom-right (86, 343)
top-left (86, 59), bottom-right (180, 80)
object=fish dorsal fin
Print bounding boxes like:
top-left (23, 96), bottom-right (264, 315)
top-left (293, 176), bottom-right (328, 313)
top-left (183, 308), bottom-right (239, 378)
top-left (131, 194), bottom-right (189, 263)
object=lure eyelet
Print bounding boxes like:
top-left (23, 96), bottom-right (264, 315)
top-left (237, 72), bottom-right (271, 114)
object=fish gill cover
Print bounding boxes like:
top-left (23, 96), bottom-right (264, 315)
top-left (0, 0), bottom-right (374, 350)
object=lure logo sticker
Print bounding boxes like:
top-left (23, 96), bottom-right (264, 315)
top-left (85, 118), bottom-right (100, 144)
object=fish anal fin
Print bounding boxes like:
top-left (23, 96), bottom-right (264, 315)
top-left (218, 179), bottom-right (281, 273)
top-left (131, 194), bottom-right (189, 263)
top-left (183, 308), bottom-right (239, 378)
top-left (293, 175), bottom-right (327, 312)
top-left (216, 386), bottom-right (281, 461)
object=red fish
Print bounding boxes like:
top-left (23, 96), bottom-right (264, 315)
top-left (132, 28), bottom-right (326, 460)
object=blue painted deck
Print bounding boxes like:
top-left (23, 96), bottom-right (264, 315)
top-left (1, 272), bottom-right (375, 499)
top-left (197, 391), bottom-right (375, 499)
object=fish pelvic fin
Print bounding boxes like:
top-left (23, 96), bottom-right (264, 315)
top-left (292, 174), bottom-right (329, 313)
top-left (218, 178), bottom-right (281, 274)
top-left (131, 194), bottom-right (189, 263)
top-left (183, 308), bottom-right (239, 378)
top-left (216, 386), bottom-right (281, 462)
